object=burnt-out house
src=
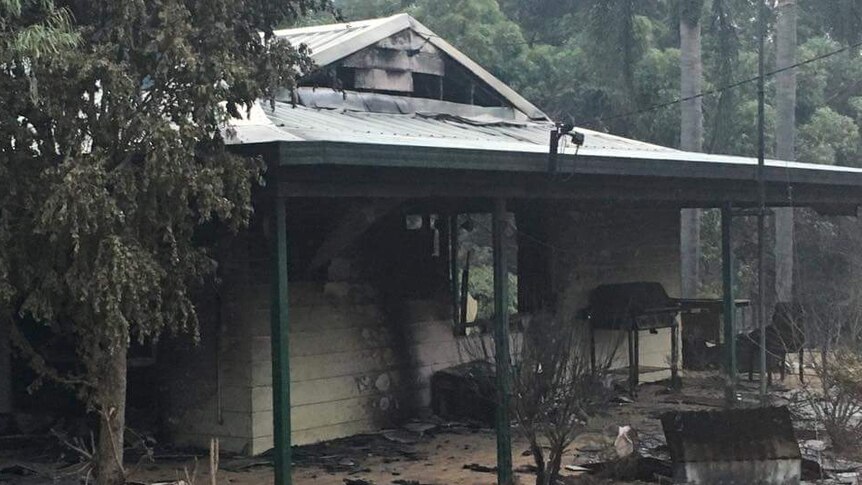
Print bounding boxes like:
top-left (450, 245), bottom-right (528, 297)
top-left (150, 13), bottom-right (862, 481)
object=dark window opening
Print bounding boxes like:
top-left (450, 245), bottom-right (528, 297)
top-left (441, 72), bottom-right (473, 105)
top-left (298, 67), bottom-right (336, 89)
top-left (335, 66), bottom-right (356, 91)
top-left (439, 58), bottom-right (506, 107)
top-left (413, 73), bottom-right (443, 100)
top-left (472, 82), bottom-right (506, 108)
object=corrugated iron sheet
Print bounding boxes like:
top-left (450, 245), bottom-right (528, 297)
top-left (275, 22), bottom-right (377, 57)
top-left (226, 100), bottom-right (862, 175)
top-left (253, 101), bottom-right (671, 152)
top-left (661, 407), bottom-right (801, 463)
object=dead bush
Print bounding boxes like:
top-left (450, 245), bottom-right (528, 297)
top-left (461, 314), bottom-right (615, 485)
top-left (806, 350), bottom-right (862, 451)
top-left (780, 213), bottom-right (862, 455)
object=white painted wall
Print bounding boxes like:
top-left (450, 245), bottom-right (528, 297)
top-left (548, 206), bottom-right (682, 382)
top-left (163, 204), bottom-right (684, 454)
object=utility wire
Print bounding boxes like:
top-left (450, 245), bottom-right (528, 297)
top-left (582, 38), bottom-right (862, 127)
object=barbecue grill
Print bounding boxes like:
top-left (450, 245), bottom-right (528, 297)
top-left (581, 282), bottom-right (719, 395)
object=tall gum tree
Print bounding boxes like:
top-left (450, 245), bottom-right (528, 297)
top-left (775, 0), bottom-right (797, 304)
top-left (680, 0), bottom-right (705, 299)
top-left (0, 1), bottom-right (327, 483)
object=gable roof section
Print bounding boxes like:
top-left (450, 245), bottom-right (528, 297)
top-left (273, 14), bottom-right (548, 120)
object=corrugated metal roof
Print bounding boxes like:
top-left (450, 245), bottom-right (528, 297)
top-left (273, 15), bottom-right (409, 68)
top-left (661, 407), bottom-right (801, 463)
top-left (230, 100), bottom-right (672, 153)
top-left (227, 100), bottom-right (862, 176)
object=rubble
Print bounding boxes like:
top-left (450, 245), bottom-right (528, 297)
top-left (382, 430), bottom-right (420, 445)
top-left (3, 372), bottom-right (861, 485)
top-left (462, 463), bottom-right (496, 473)
top-left (401, 422), bottom-right (437, 436)
top-left (342, 479), bottom-right (374, 485)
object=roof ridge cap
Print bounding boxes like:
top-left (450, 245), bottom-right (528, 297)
top-left (272, 13), bottom-right (410, 36)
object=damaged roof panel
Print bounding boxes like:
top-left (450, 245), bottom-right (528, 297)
top-left (273, 15), bottom-right (412, 68)
top-left (273, 14), bottom-right (548, 120)
top-left (661, 407), bottom-right (801, 464)
top-left (230, 97), bottom-right (672, 153)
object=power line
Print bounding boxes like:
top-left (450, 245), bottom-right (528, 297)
top-left (582, 38), bottom-right (862, 127)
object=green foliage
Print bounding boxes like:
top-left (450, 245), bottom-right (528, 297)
top-left (466, 265), bottom-right (517, 320)
top-left (0, 0), bottom-right (326, 403)
top-left (801, 0), bottom-right (862, 47)
top-left (498, 0), bottom-right (579, 47)
top-left (798, 107), bottom-right (861, 165)
top-left (411, 0), bottom-right (531, 89)
top-left (851, 96), bottom-right (862, 120)
top-left (634, 47), bottom-right (681, 146)
top-left (333, 0), bottom-right (401, 20)
top-left (0, 0), bottom-right (78, 59)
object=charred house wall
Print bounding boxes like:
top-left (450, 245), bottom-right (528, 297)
top-left (158, 201), bottom-right (464, 454)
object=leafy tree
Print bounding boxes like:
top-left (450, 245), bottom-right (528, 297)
top-left (636, 46), bottom-right (682, 146)
top-left (466, 265), bottom-right (517, 319)
top-left (583, 0), bottom-right (648, 135)
top-left (798, 107), bottom-right (861, 165)
top-left (516, 44), bottom-right (588, 122)
top-left (0, 0), bottom-right (78, 58)
top-left (498, 0), bottom-right (580, 47)
top-left (806, 0), bottom-right (862, 48)
top-left (0, 1), bottom-right (326, 483)
top-left (851, 96), bottom-right (862, 127)
top-left (703, 0), bottom-right (744, 152)
top-left (411, 0), bottom-right (532, 88)
top-left (333, 0), bottom-right (403, 20)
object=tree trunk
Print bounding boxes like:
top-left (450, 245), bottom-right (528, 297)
top-left (680, 5), bottom-right (704, 298)
top-left (529, 437), bottom-right (547, 485)
top-left (775, 0), bottom-right (797, 304)
top-left (0, 315), bottom-right (12, 421)
top-left (95, 343), bottom-right (127, 485)
top-left (544, 448), bottom-right (563, 485)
